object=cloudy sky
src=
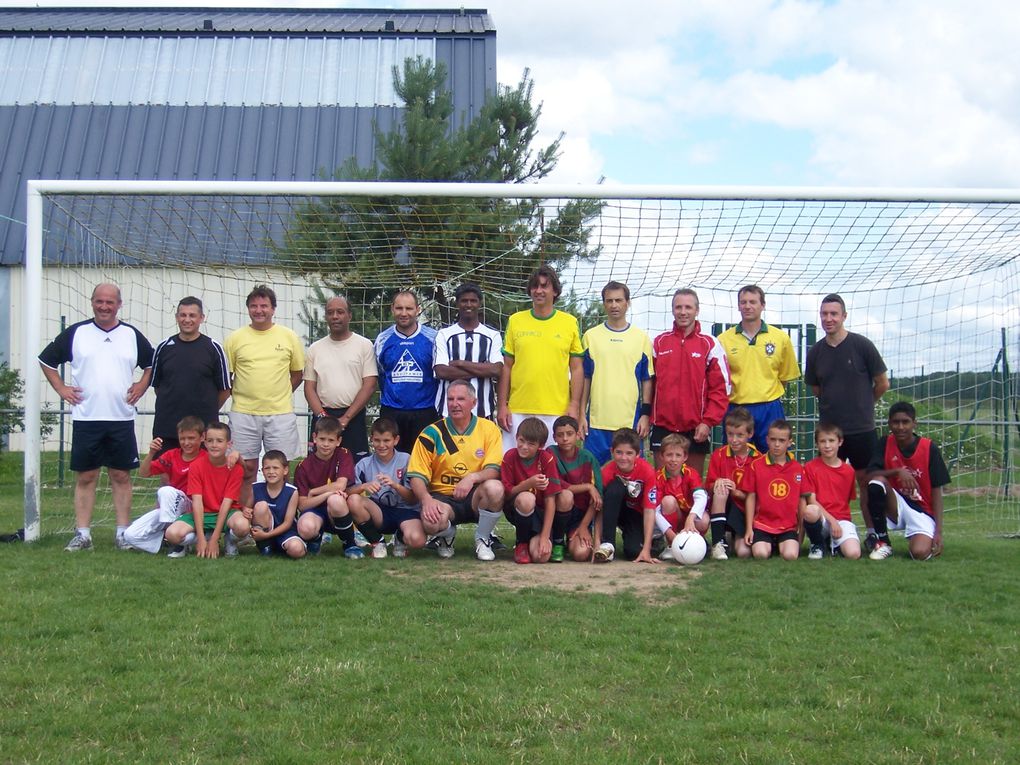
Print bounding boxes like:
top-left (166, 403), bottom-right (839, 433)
top-left (14, 0), bottom-right (1020, 189)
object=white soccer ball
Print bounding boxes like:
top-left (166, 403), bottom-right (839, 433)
top-left (670, 531), bottom-right (707, 565)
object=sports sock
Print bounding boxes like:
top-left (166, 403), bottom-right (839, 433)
top-left (551, 511), bottom-right (568, 545)
top-left (115, 525), bottom-right (128, 537)
top-left (866, 483), bottom-right (891, 542)
top-left (332, 514), bottom-right (357, 548)
top-left (436, 521), bottom-right (456, 540)
top-left (182, 531), bottom-right (196, 546)
top-left (475, 508), bottom-right (502, 542)
top-left (356, 517), bottom-right (383, 544)
top-left (710, 514), bottom-right (727, 547)
top-left (804, 518), bottom-right (825, 546)
top-left (76, 527), bottom-right (92, 540)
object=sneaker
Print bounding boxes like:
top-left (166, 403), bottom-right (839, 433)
top-left (306, 537), bottom-right (322, 555)
top-left (224, 532), bottom-right (239, 558)
top-left (650, 535), bottom-right (666, 558)
top-left (115, 534), bottom-right (135, 551)
top-left (354, 530), bottom-right (370, 548)
top-left (864, 531), bottom-right (878, 553)
top-left (475, 537), bottom-right (496, 561)
top-left (808, 544), bottom-right (824, 560)
top-left (64, 533), bottom-right (93, 552)
top-left (166, 544), bottom-right (188, 559)
top-left (489, 533), bottom-right (508, 552)
top-left (869, 541), bottom-right (894, 560)
top-left (593, 542), bottom-right (615, 563)
top-left (321, 532), bottom-right (334, 546)
top-left (424, 535), bottom-right (440, 551)
top-left (392, 534), bottom-right (408, 559)
top-left (550, 543), bottom-right (565, 563)
top-left (436, 530), bottom-right (456, 559)
top-left (258, 545), bottom-right (273, 557)
top-left (710, 541), bottom-right (729, 561)
top-left (513, 542), bottom-right (532, 564)
top-left (344, 545), bottom-right (366, 559)
top-left (371, 540), bottom-right (388, 559)
top-left (659, 544), bottom-right (675, 561)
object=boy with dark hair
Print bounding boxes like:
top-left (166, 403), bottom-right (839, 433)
top-left (347, 418), bottom-right (427, 559)
top-left (741, 420), bottom-right (807, 561)
top-left (705, 406), bottom-right (759, 560)
top-left (164, 422), bottom-right (251, 558)
top-left (294, 416), bottom-right (360, 558)
top-left (802, 423), bottom-right (862, 560)
top-left (655, 433), bottom-right (709, 560)
top-left (550, 415), bottom-right (603, 562)
top-left (866, 402), bottom-right (950, 561)
top-left (250, 451), bottom-right (304, 558)
top-left (501, 417), bottom-right (565, 564)
top-left (594, 428), bottom-right (659, 563)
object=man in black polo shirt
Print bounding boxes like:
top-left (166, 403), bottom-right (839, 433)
top-left (150, 296), bottom-right (231, 452)
top-left (39, 283), bottom-right (154, 551)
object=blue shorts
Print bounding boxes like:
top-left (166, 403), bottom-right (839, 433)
top-left (379, 505), bottom-right (421, 534)
top-left (583, 428), bottom-right (613, 466)
top-left (266, 528), bottom-right (303, 553)
top-left (299, 506), bottom-right (345, 533)
top-left (731, 400), bottom-right (785, 452)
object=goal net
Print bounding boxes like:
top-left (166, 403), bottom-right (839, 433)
top-left (16, 181), bottom-right (1020, 539)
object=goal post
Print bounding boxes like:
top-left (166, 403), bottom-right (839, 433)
top-left (21, 179), bottom-right (1020, 540)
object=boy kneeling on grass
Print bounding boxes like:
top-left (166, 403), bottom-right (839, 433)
top-left (501, 417), bottom-right (566, 564)
top-left (865, 401), bottom-right (950, 561)
top-left (295, 416), bottom-right (360, 558)
top-left (654, 433), bottom-right (709, 561)
top-left (801, 423), bottom-right (862, 560)
top-left (549, 416), bottom-right (603, 562)
top-left (741, 419), bottom-right (807, 561)
top-left (164, 422), bottom-right (251, 559)
top-left (249, 450), bottom-right (304, 559)
top-left (705, 407), bottom-right (759, 560)
top-left (594, 428), bottom-right (658, 564)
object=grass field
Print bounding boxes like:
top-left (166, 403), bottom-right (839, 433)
top-left (2, 458), bottom-right (1019, 763)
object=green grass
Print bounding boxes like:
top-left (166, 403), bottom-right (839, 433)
top-left (2, 490), bottom-right (1020, 763)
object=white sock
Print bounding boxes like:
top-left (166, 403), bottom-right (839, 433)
top-left (437, 522), bottom-right (456, 540)
top-left (476, 508), bottom-right (502, 541)
top-left (116, 525), bottom-right (128, 537)
top-left (77, 527), bottom-right (91, 539)
top-left (182, 532), bottom-right (196, 546)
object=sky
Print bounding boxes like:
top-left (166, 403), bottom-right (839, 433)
top-left (11, 0), bottom-right (1020, 189)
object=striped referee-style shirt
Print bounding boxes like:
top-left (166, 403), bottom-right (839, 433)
top-left (433, 322), bottom-right (503, 418)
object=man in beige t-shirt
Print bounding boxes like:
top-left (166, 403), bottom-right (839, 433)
top-left (303, 296), bottom-right (378, 461)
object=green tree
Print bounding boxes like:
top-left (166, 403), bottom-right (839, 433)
top-left (280, 56), bottom-right (604, 335)
top-left (0, 362), bottom-right (54, 454)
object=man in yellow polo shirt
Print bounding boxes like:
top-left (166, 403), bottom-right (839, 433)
top-left (225, 285), bottom-right (305, 505)
top-left (497, 265), bottom-right (584, 452)
top-left (717, 285), bottom-right (800, 452)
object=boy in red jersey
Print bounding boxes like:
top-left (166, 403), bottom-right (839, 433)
top-left (294, 416), bottom-right (359, 558)
top-left (594, 428), bottom-right (658, 563)
top-left (801, 423), bottom-right (862, 560)
top-left (550, 416), bottom-right (603, 562)
top-left (138, 416), bottom-right (204, 556)
top-left (866, 401), bottom-right (950, 561)
top-left (741, 420), bottom-right (807, 561)
top-left (654, 433), bottom-right (709, 560)
top-left (501, 417), bottom-right (564, 564)
top-left (164, 421), bottom-right (251, 559)
top-left (706, 407), bottom-right (759, 560)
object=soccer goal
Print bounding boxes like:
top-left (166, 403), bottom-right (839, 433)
top-left (18, 180), bottom-right (1020, 540)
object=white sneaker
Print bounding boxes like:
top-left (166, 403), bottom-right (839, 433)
top-left (593, 542), bottom-right (615, 563)
top-left (224, 531), bottom-right (239, 558)
top-left (167, 544), bottom-right (188, 559)
top-left (436, 532), bottom-right (456, 559)
top-left (64, 532), bottom-right (93, 552)
top-left (710, 541), bottom-right (729, 561)
top-left (354, 530), bottom-right (370, 548)
top-left (371, 540), bottom-right (388, 559)
top-left (115, 534), bottom-right (135, 551)
top-left (392, 533), bottom-right (408, 558)
top-left (659, 545), bottom-right (675, 561)
top-left (475, 536), bottom-right (495, 561)
top-left (869, 541), bottom-right (894, 560)
top-left (808, 544), bottom-right (824, 560)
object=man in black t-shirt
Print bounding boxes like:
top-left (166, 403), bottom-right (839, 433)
top-left (150, 297), bottom-right (231, 452)
top-left (804, 293), bottom-right (889, 539)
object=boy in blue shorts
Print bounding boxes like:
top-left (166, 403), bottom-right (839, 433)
top-left (348, 418), bottom-right (427, 559)
top-left (250, 450), bottom-right (304, 558)
top-left (164, 421), bottom-right (251, 559)
top-left (294, 416), bottom-right (360, 558)
top-left (550, 415), bottom-right (603, 562)
top-left (740, 420), bottom-right (808, 561)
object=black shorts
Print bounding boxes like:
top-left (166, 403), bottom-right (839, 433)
top-left (429, 488), bottom-right (478, 525)
top-left (70, 420), bottom-right (139, 472)
top-left (724, 501), bottom-right (746, 536)
top-left (751, 529), bottom-right (798, 546)
top-left (381, 406), bottom-right (440, 454)
top-left (650, 425), bottom-right (710, 455)
top-left (567, 506), bottom-right (593, 534)
top-left (321, 407), bottom-right (370, 463)
top-left (839, 430), bottom-right (879, 470)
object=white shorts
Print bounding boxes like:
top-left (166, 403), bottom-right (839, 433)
top-left (501, 412), bottom-right (558, 453)
top-left (820, 517), bottom-right (860, 552)
top-left (228, 412), bottom-right (303, 461)
top-left (869, 480), bottom-right (937, 539)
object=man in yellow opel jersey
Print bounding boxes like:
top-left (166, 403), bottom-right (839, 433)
top-left (717, 285), bottom-right (800, 453)
top-left (497, 265), bottom-right (584, 452)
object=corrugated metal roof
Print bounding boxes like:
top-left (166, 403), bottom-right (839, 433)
top-left (0, 8), bottom-right (496, 36)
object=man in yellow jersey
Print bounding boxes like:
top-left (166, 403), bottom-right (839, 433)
top-left (409, 380), bottom-right (505, 561)
top-left (717, 285), bottom-right (800, 452)
top-left (224, 285), bottom-right (305, 506)
top-left (579, 281), bottom-right (653, 465)
top-left (497, 265), bottom-right (584, 452)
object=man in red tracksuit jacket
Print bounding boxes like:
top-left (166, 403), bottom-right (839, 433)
top-left (650, 288), bottom-right (731, 474)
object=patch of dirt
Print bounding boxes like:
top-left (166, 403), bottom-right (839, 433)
top-left (946, 485), bottom-right (1020, 498)
top-left (388, 560), bottom-right (700, 605)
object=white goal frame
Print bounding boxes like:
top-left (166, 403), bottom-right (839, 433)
top-left (22, 179), bottom-right (1020, 541)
